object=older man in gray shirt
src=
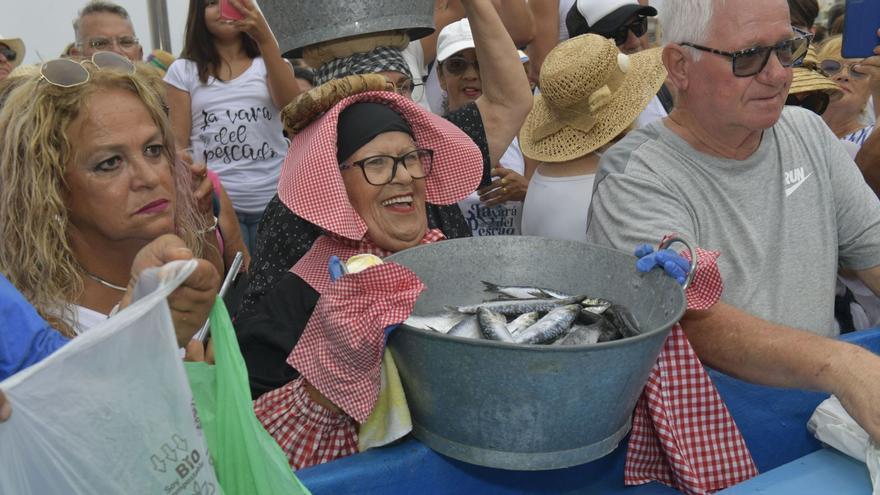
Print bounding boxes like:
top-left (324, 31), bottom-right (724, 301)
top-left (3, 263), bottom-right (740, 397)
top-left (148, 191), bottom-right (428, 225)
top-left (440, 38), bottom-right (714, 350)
top-left (586, 0), bottom-right (880, 442)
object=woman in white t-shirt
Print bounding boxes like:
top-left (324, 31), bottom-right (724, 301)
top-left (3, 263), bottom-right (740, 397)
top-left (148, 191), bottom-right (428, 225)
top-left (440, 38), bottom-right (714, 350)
top-left (519, 34), bottom-right (667, 242)
top-left (165, 0), bottom-right (300, 255)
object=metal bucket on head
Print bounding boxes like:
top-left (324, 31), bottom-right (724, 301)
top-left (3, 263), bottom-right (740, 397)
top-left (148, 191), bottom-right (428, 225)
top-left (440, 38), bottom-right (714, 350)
top-left (385, 236), bottom-right (685, 471)
top-left (259, 0), bottom-right (435, 58)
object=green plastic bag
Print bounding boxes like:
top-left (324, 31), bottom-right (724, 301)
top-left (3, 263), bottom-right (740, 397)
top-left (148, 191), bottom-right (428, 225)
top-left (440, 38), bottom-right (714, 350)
top-left (185, 298), bottom-right (311, 495)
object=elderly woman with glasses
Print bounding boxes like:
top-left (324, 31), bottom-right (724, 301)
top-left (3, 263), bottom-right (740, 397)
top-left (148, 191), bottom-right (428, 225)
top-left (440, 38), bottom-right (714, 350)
top-left (0, 53), bottom-right (220, 353)
top-left (238, 0), bottom-right (531, 318)
top-left (818, 36), bottom-right (879, 148)
top-left (235, 76), bottom-right (481, 468)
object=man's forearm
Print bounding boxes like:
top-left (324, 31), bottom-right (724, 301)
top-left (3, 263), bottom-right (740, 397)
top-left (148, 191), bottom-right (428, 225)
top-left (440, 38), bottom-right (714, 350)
top-left (681, 301), bottom-right (857, 394)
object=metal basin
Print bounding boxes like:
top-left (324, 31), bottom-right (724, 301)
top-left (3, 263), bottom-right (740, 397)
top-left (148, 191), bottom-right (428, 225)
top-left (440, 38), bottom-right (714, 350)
top-left (259, 0), bottom-right (435, 58)
top-left (384, 236), bottom-right (685, 471)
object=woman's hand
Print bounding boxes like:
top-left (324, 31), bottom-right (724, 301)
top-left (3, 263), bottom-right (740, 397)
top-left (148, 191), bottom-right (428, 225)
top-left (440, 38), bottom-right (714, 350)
top-left (229, 0), bottom-right (277, 48)
top-left (178, 149), bottom-right (214, 219)
top-left (122, 235), bottom-right (221, 348)
top-left (478, 167), bottom-right (528, 207)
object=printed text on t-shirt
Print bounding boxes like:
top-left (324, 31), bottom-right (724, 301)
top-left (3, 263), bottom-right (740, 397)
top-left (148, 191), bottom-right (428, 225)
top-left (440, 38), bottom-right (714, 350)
top-left (199, 106), bottom-right (279, 165)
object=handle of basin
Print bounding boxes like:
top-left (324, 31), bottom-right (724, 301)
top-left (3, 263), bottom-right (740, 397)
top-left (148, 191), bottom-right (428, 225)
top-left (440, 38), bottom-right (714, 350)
top-left (657, 236), bottom-right (698, 291)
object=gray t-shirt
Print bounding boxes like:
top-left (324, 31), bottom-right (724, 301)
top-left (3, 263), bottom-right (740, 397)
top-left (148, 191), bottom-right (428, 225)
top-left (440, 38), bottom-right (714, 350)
top-left (586, 107), bottom-right (880, 336)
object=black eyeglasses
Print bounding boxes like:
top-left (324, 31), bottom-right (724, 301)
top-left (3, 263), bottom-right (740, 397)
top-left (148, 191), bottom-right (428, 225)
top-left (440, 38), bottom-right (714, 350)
top-left (785, 91), bottom-right (830, 115)
top-left (680, 28), bottom-right (812, 77)
top-left (599, 16), bottom-right (648, 46)
top-left (392, 78), bottom-right (425, 100)
top-left (0, 46), bottom-right (16, 63)
top-left (819, 59), bottom-right (869, 80)
top-left (39, 51), bottom-right (135, 88)
top-left (442, 56), bottom-right (479, 76)
top-left (340, 149), bottom-right (434, 186)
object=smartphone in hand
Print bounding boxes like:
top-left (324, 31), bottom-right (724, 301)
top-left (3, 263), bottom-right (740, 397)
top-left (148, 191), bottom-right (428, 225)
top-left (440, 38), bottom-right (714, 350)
top-left (219, 0), bottom-right (246, 21)
top-left (842, 0), bottom-right (880, 58)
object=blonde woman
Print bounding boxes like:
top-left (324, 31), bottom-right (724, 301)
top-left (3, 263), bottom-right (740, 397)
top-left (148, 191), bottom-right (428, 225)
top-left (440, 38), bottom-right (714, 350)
top-left (0, 54), bottom-right (219, 347)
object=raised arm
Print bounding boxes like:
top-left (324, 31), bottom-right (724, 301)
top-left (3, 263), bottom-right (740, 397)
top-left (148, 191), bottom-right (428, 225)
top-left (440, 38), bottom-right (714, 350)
top-left (466, 0), bottom-right (534, 167)
top-left (525, 0), bottom-right (560, 86)
top-left (494, 0), bottom-right (536, 48)
top-left (230, 0), bottom-right (302, 110)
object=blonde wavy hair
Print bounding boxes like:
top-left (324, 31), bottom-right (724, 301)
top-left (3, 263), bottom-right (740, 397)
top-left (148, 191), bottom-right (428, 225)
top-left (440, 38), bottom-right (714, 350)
top-left (0, 63), bottom-right (207, 337)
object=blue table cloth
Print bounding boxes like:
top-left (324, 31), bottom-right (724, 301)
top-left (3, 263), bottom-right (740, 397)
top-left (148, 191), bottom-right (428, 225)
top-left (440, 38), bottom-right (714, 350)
top-left (296, 328), bottom-right (880, 494)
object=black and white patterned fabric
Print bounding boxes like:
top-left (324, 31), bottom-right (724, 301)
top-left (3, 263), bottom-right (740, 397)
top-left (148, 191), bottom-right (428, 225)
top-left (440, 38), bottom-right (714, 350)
top-left (314, 46), bottom-right (413, 86)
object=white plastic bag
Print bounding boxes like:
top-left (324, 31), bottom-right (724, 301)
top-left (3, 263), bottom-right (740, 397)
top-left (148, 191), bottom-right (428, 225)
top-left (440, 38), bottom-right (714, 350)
top-left (0, 260), bottom-right (222, 494)
top-left (808, 395), bottom-right (880, 494)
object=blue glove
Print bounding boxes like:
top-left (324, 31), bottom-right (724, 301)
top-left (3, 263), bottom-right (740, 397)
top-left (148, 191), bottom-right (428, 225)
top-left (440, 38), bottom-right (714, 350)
top-left (328, 256), bottom-right (399, 339)
top-left (634, 244), bottom-right (690, 286)
top-left (328, 255), bottom-right (347, 282)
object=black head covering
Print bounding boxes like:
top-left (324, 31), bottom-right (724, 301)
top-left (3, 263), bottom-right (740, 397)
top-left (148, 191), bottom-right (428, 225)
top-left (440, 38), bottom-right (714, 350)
top-left (336, 102), bottom-right (414, 163)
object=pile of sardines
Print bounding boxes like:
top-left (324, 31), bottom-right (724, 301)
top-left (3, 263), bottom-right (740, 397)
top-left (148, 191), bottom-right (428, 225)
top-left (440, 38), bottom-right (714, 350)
top-left (404, 281), bottom-right (640, 346)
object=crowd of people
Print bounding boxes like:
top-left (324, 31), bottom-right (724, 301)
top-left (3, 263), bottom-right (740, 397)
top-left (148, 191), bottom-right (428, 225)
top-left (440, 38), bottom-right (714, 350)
top-left (3, 0), bottom-right (880, 487)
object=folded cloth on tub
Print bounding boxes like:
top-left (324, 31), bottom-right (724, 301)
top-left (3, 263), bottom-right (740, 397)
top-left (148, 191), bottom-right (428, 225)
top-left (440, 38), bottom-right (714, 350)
top-left (358, 348), bottom-right (413, 452)
top-left (625, 246), bottom-right (759, 495)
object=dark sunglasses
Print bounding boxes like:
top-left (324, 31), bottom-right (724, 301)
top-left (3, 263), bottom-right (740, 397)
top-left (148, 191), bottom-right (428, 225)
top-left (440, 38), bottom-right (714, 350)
top-left (442, 56), bottom-right (479, 76)
top-left (39, 51), bottom-right (135, 88)
top-left (599, 16), bottom-right (648, 46)
top-left (680, 28), bottom-right (812, 77)
top-left (819, 59), bottom-right (869, 79)
top-left (785, 91), bottom-right (830, 115)
top-left (0, 46), bottom-right (16, 62)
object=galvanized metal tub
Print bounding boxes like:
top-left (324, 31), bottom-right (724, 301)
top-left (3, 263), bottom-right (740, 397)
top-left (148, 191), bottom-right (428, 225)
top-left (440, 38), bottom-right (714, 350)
top-left (384, 236), bottom-right (685, 471)
top-left (259, 0), bottom-right (435, 58)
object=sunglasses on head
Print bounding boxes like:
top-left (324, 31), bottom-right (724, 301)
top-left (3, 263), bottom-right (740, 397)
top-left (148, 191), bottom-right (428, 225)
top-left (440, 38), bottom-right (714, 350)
top-left (0, 46), bottom-right (16, 63)
top-left (681, 27), bottom-right (812, 77)
top-left (442, 56), bottom-right (479, 76)
top-left (599, 16), bottom-right (648, 46)
top-left (819, 59), bottom-right (869, 79)
top-left (785, 91), bottom-right (830, 115)
top-left (39, 51), bottom-right (135, 88)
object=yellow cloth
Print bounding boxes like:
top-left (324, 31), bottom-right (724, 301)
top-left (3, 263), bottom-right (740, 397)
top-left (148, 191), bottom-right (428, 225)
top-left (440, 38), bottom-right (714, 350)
top-left (357, 349), bottom-right (412, 452)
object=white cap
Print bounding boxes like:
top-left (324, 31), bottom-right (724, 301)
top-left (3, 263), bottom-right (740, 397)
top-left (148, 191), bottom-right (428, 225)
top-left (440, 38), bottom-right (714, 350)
top-left (436, 19), bottom-right (475, 63)
top-left (568, 0), bottom-right (656, 37)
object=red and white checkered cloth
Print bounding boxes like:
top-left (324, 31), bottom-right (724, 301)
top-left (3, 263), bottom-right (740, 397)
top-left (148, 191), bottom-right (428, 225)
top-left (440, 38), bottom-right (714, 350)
top-left (254, 377), bottom-right (359, 470)
top-left (291, 229), bottom-right (445, 294)
top-left (277, 91), bottom-right (483, 241)
top-left (290, 261), bottom-right (426, 423)
top-left (625, 246), bottom-right (758, 494)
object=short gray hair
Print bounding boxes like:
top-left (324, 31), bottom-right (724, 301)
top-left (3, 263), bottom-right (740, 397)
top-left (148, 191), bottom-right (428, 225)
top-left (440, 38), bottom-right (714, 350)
top-left (73, 1), bottom-right (132, 42)
top-left (659, 0), bottom-right (726, 59)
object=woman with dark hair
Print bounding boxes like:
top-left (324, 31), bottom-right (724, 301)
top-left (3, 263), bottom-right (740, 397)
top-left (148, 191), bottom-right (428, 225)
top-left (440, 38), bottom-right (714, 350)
top-left (164, 0), bottom-right (300, 257)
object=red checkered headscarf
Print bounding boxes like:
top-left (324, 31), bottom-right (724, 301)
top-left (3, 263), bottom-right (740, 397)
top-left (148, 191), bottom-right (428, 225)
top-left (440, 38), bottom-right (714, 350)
top-left (277, 91), bottom-right (483, 242)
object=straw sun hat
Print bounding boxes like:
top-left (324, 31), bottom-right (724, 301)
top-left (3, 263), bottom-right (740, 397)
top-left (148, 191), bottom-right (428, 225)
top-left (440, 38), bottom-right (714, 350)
top-left (790, 45), bottom-right (842, 101)
top-left (520, 34), bottom-right (666, 163)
